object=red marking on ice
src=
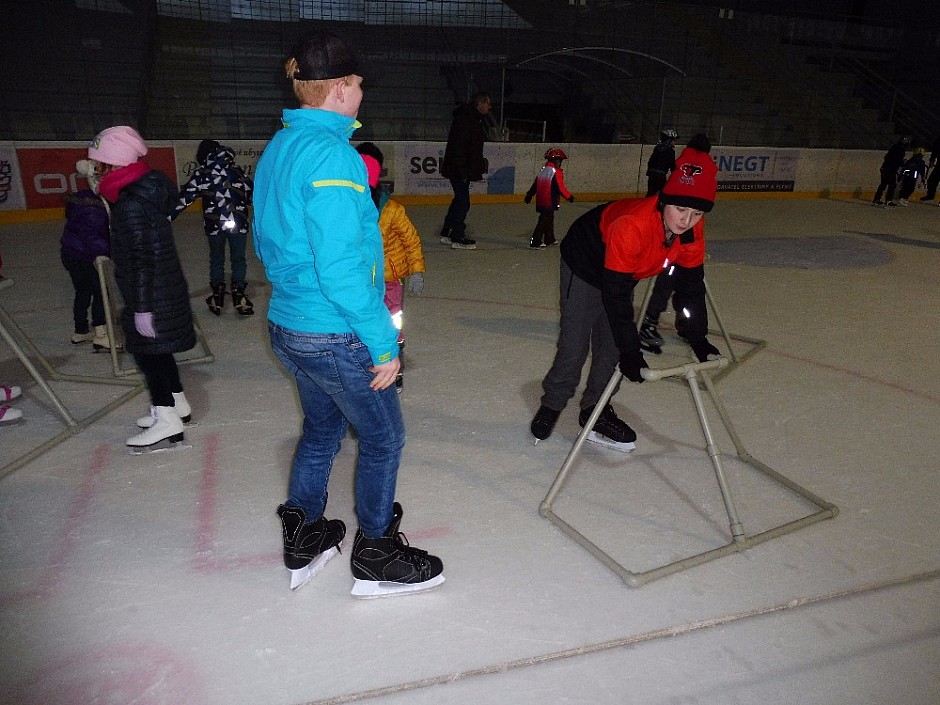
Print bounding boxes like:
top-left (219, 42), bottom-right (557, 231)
top-left (3, 642), bottom-right (209, 705)
top-left (769, 349), bottom-right (940, 404)
top-left (191, 433), bottom-right (279, 573)
top-left (0, 443), bottom-right (110, 607)
top-left (405, 525), bottom-right (453, 541)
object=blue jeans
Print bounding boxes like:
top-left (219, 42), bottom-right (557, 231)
top-left (269, 324), bottom-right (405, 537)
top-left (207, 227), bottom-right (247, 285)
top-left (443, 178), bottom-right (471, 237)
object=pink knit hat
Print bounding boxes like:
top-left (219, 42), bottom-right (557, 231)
top-left (360, 154), bottom-right (381, 188)
top-left (88, 126), bottom-right (148, 167)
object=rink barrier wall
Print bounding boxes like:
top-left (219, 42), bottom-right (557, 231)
top-left (0, 140), bottom-right (887, 224)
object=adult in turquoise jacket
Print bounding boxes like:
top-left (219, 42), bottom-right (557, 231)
top-left (252, 30), bottom-right (444, 599)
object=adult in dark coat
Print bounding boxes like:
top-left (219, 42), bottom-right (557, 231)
top-left (89, 125), bottom-right (196, 449)
top-left (872, 136), bottom-right (909, 205)
top-left (439, 91), bottom-right (491, 249)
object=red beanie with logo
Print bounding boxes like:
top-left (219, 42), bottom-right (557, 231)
top-left (660, 143), bottom-right (718, 212)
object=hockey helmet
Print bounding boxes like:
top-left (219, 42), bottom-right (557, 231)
top-left (661, 128), bottom-right (678, 140)
top-left (544, 148), bottom-right (567, 162)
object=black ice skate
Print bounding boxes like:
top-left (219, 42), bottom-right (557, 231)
top-left (277, 504), bottom-right (346, 590)
top-left (206, 282), bottom-right (226, 316)
top-left (579, 403), bottom-right (636, 453)
top-left (231, 283), bottom-right (254, 316)
top-left (350, 503), bottom-right (444, 598)
top-left (450, 235), bottom-right (477, 250)
top-left (530, 405), bottom-right (561, 443)
top-left (639, 317), bottom-right (664, 355)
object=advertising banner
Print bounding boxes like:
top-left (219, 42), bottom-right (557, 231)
top-left (16, 147), bottom-right (177, 210)
top-left (395, 142), bottom-right (517, 195)
top-left (713, 148), bottom-right (800, 192)
top-left (0, 145), bottom-right (26, 211)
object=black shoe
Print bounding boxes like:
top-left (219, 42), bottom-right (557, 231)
top-left (529, 240), bottom-right (546, 250)
top-left (450, 236), bottom-right (477, 250)
top-left (231, 283), bottom-right (254, 316)
top-left (872, 200), bottom-right (884, 206)
top-left (277, 504), bottom-right (346, 590)
top-left (439, 226), bottom-right (452, 244)
top-left (530, 405), bottom-right (561, 441)
top-left (350, 502), bottom-right (444, 598)
top-left (579, 404), bottom-right (636, 451)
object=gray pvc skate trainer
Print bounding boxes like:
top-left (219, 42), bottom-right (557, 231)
top-left (539, 357), bottom-right (838, 588)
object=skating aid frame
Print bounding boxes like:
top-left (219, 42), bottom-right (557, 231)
top-left (539, 357), bottom-right (839, 588)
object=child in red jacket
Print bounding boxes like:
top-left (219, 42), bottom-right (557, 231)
top-left (524, 148), bottom-right (574, 249)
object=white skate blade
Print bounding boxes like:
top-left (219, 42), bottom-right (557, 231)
top-left (288, 545), bottom-right (340, 591)
top-left (351, 573), bottom-right (445, 599)
top-left (586, 431), bottom-right (635, 453)
top-left (127, 439), bottom-right (192, 455)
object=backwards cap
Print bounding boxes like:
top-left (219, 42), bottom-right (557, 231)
top-left (288, 30), bottom-right (360, 81)
top-left (660, 134), bottom-right (717, 213)
top-left (88, 125), bottom-right (148, 167)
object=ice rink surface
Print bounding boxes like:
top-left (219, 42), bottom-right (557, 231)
top-left (1, 197), bottom-right (938, 705)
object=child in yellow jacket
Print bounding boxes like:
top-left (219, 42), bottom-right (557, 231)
top-left (357, 143), bottom-right (426, 391)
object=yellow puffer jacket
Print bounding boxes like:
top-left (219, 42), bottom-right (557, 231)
top-left (379, 196), bottom-right (426, 282)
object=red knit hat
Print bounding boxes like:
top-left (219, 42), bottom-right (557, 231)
top-left (360, 154), bottom-right (381, 188)
top-left (660, 142), bottom-right (718, 213)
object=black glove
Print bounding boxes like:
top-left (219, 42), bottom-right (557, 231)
top-left (620, 349), bottom-right (648, 383)
top-left (568, 195), bottom-right (575, 203)
top-left (524, 194), bottom-right (532, 204)
top-left (690, 338), bottom-right (721, 362)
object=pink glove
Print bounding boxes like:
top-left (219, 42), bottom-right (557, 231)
top-left (134, 312), bottom-right (156, 338)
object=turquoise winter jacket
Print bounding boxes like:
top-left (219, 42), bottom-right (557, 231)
top-left (253, 108), bottom-right (399, 366)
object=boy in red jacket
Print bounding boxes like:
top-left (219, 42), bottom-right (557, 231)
top-left (524, 148), bottom-right (574, 249)
top-left (530, 135), bottom-right (720, 451)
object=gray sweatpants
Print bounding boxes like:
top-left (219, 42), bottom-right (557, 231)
top-left (539, 260), bottom-right (622, 413)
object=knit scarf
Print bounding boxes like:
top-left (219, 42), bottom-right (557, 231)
top-left (99, 161), bottom-right (150, 203)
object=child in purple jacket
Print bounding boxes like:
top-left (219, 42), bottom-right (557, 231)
top-left (60, 159), bottom-right (113, 349)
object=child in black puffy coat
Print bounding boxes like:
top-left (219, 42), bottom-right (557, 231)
top-left (89, 125), bottom-right (196, 451)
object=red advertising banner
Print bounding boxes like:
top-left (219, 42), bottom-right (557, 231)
top-left (16, 147), bottom-right (177, 209)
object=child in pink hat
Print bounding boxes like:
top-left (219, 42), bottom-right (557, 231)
top-left (89, 126), bottom-right (196, 451)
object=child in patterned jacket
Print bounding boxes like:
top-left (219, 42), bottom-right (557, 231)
top-left (174, 140), bottom-right (254, 316)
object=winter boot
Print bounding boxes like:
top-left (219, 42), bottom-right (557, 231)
top-left (137, 391), bottom-right (191, 428)
top-left (530, 405), bottom-right (561, 442)
top-left (277, 504), bottom-right (346, 590)
top-left (231, 283), bottom-right (254, 316)
top-left (350, 502), bottom-right (445, 598)
top-left (126, 406), bottom-right (185, 451)
top-left (639, 316), bottom-right (664, 354)
top-left (578, 403), bottom-right (636, 452)
top-left (206, 282), bottom-right (226, 316)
